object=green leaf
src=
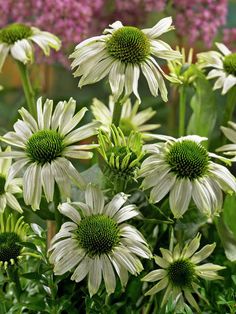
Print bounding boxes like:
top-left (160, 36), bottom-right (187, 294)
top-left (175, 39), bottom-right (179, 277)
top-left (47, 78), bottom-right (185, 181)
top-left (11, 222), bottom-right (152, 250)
top-left (187, 72), bottom-right (217, 143)
top-left (215, 215), bottom-right (236, 262)
top-left (21, 272), bottom-right (41, 280)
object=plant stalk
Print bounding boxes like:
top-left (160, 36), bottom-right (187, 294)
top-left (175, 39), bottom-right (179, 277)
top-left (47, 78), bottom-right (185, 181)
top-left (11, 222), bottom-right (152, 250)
top-left (16, 61), bottom-right (36, 118)
top-left (7, 266), bottom-right (22, 302)
top-left (178, 86), bottom-right (187, 137)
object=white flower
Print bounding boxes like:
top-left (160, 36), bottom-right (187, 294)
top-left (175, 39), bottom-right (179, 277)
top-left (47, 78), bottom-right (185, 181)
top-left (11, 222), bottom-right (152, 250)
top-left (0, 147), bottom-right (23, 213)
top-left (0, 97), bottom-right (100, 210)
top-left (217, 121), bottom-right (236, 161)
top-left (0, 23), bottom-right (61, 70)
top-left (142, 234), bottom-right (225, 312)
top-left (140, 135), bottom-right (236, 218)
top-left (49, 184), bottom-right (152, 296)
top-left (70, 17), bottom-right (181, 102)
top-left (197, 43), bottom-right (236, 95)
top-left (91, 96), bottom-right (160, 138)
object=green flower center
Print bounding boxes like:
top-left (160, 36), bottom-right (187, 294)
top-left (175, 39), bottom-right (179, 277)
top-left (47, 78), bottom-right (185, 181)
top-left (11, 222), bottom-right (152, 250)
top-left (119, 118), bottom-right (136, 136)
top-left (168, 259), bottom-right (195, 288)
top-left (0, 23), bottom-right (33, 44)
top-left (0, 175), bottom-right (6, 195)
top-left (26, 130), bottom-right (64, 165)
top-left (0, 232), bottom-right (21, 263)
top-left (223, 53), bottom-right (236, 76)
top-left (106, 26), bottom-right (150, 64)
top-left (166, 140), bottom-right (209, 180)
top-left (76, 214), bottom-right (120, 256)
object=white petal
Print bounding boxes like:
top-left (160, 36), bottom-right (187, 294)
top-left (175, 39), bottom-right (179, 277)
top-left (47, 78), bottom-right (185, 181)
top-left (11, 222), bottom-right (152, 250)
top-left (10, 39), bottom-right (33, 63)
top-left (145, 277), bottom-right (169, 295)
top-left (88, 257), bottom-right (102, 296)
top-left (142, 17), bottom-right (173, 38)
top-left (41, 163), bottom-right (54, 202)
top-left (104, 193), bottom-right (128, 217)
top-left (101, 254), bottom-right (116, 295)
top-left (85, 184), bottom-right (104, 214)
top-left (150, 172), bottom-right (176, 203)
top-left (0, 43), bottom-right (9, 72)
top-left (215, 42), bottom-right (231, 56)
top-left (58, 203), bottom-right (81, 224)
top-left (5, 193), bottom-right (23, 213)
top-left (142, 269), bottom-right (167, 282)
top-left (169, 179), bottom-right (192, 218)
top-left (222, 75), bottom-right (236, 95)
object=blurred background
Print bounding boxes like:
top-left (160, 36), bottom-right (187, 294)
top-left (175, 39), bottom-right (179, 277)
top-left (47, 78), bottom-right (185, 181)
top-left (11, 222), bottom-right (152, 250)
top-left (0, 0), bottom-right (236, 136)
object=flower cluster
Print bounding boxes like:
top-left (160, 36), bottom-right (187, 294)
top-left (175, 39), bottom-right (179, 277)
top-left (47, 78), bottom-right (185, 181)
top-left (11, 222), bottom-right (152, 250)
top-left (173, 0), bottom-right (228, 47)
top-left (0, 0), bottom-right (104, 66)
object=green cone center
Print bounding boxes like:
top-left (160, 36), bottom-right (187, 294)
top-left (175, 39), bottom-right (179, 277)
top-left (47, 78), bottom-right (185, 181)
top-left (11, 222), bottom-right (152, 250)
top-left (0, 175), bottom-right (6, 195)
top-left (26, 130), bottom-right (64, 165)
top-left (223, 53), bottom-right (236, 76)
top-left (168, 259), bottom-right (195, 288)
top-left (76, 214), bottom-right (120, 256)
top-left (106, 26), bottom-right (150, 64)
top-left (166, 140), bottom-right (209, 180)
top-left (0, 23), bottom-right (33, 44)
top-left (0, 232), bottom-right (21, 262)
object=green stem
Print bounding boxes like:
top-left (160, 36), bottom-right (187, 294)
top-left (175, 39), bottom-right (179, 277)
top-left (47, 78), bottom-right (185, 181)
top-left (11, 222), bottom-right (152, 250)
top-left (54, 184), bottom-right (62, 232)
top-left (112, 100), bottom-right (122, 127)
top-left (178, 86), bottom-right (187, 137)
top-left (7, 266), bottom-right (22, 302)
top-left (144, 295), bottom-right (155, 314)
top-left (16, 61), bottom-right (36, 118)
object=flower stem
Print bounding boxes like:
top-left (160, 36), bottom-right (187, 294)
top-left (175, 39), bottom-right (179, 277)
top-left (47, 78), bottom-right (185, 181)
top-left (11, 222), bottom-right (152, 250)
top-left (16, 61), bottom-right (36, 118)
top-left (7, 266), bottom-right (22, 302)
top-left (54, 184), bottom-right (62, 232)
top-left (144, 295), bottom-right (155, 314)
top-left (112, 97), bottom-right (125, 127)
top-left (178, 86), bottom-right (187, 137)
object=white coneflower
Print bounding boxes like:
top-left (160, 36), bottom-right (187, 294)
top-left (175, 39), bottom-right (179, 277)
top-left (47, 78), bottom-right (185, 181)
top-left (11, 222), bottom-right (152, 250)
top-left (0, 213), bottom-right (29, 269)
top-left (0, 97), bottom-right (100, 210)
top-left (140, 135), bottom-right (236, 218)
top-left (0, 147), bottom-right (22, 213)
top-left (0, 23), bottom-right (61, 70)
top-left (91, 96), bottom-right (160, 137)
top-left (216, 121), bottom-right (236, 161)
top-left (70, 17), bottom-right (181, 102)
top-left (142, 234), bottom-right (225, 312)
top-left (197, 43), bottom-right (236, 95)
top-left (49, 184), bottom-right (151, 296)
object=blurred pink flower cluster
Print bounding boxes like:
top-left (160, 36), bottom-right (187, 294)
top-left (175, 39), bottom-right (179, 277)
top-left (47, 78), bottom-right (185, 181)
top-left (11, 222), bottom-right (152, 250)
top-left (223, 28), bottom-right (236, 52)
top-left (0, 0), bottom-right (104, 66)
top-left (113, 0), bottom-right (166, 26)
top-left (0, 0), bottom-right (231, 66)
top-left (173, 0), bottom-right (228, 47)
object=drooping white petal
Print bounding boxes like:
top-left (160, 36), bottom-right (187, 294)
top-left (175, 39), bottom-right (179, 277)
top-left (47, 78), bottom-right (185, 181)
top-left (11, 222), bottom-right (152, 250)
top-left (169, 179), bottom-right (192, 218)
top-left (88, 256), bottom-right (102, 296)
top-left (85, 183), bottom-right (104, 214)
top-left (0, 43), bottom-right (9, 72)
top-left (58, 203), bottom-right (81, 224)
